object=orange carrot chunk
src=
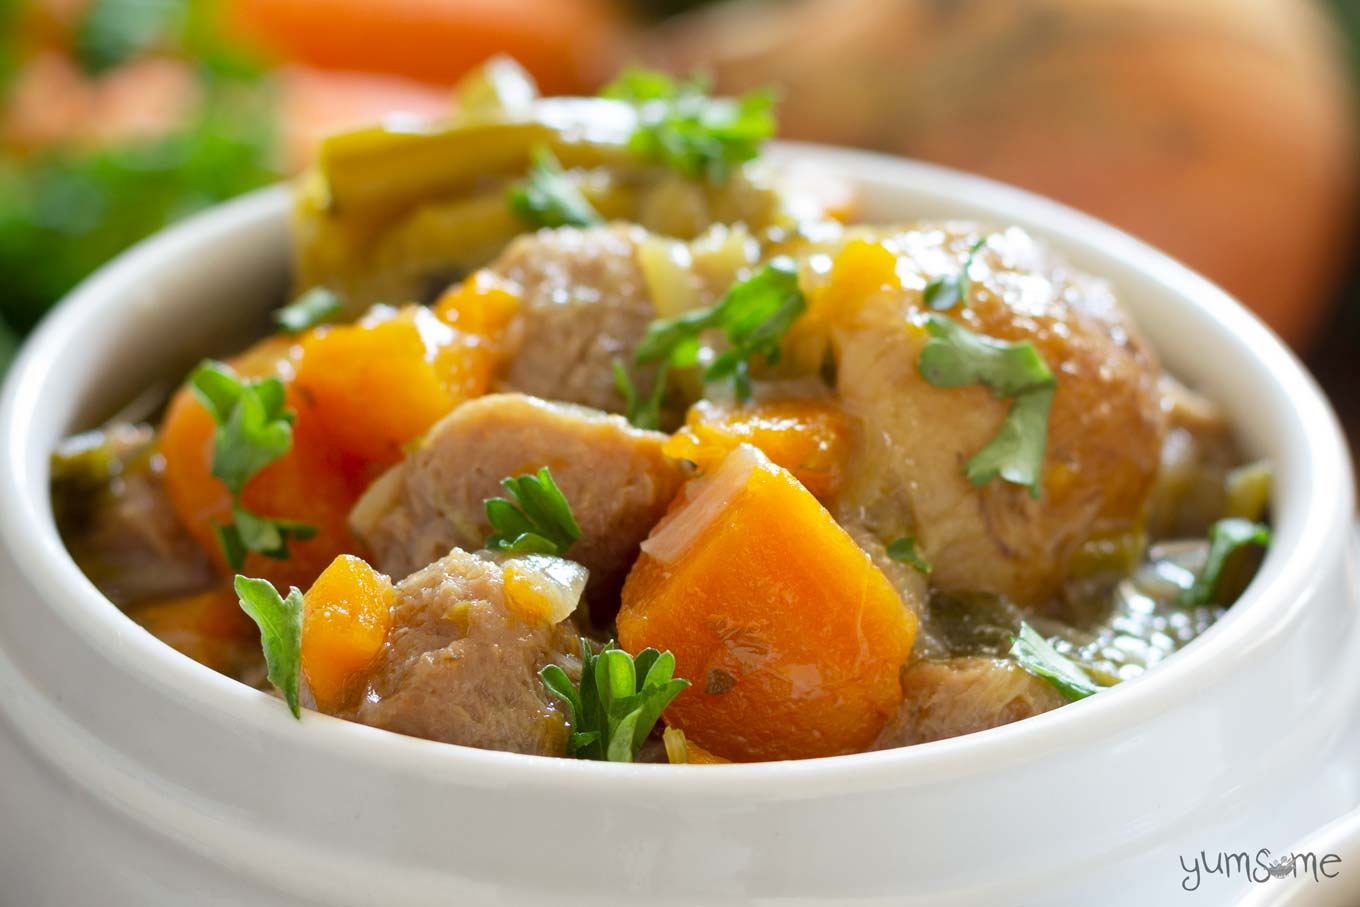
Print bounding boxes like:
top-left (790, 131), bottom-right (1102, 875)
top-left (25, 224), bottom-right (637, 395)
top-left (618, 444), bottom-right (916, 762)
top-left (302, 554), bottom-right (394, 713)
top-left (294, 306), bottom-right (474, 470)
top-left (663, 398), bottom-right (850, 503)
top-left (159, 336), bottom-right (361, 591)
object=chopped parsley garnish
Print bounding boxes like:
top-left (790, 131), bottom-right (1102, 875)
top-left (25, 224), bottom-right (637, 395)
top-left (484, 467), bottom-right (582, 556)
top-left (917, 315), bottom-right (1056, 498)
top-left (601, 67), bottom-right (776, 183)
top-left (887, 536), bottom-right (932, 575)
top-left (1179, 518), bottom-right (1272, 608)
top-left (1010, 621), bottom-right (1100, 701)
top-left (540, 639), bottom-right (690, 762)
top-left (635, 258), bottom-right (805, 402)
top-left (613, 358), bottom-right (668, 431)
top-left (508, 146), bottom-right (604, 229)
top-left (187, 361), bottom-right (317, 569)
top-left (923, 237), bottom-right (988, 312)
top-left (233, 574), bottom-right (304, 719)
top-left (275, 287), bottom-right (343, 334)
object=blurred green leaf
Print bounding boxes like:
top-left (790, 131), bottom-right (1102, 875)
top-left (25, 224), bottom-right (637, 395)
top-left (0, 76), bottom-right (279, 333)
top-left (0, 313), bottom-right (17, 378)
top-left (76, 0), bottom-right (184, 75)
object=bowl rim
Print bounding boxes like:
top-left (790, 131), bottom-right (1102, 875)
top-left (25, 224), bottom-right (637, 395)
top-left (0, 141), bottom-right (1353, 799)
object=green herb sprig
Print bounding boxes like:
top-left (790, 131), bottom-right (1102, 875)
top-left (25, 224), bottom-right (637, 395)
top-left (918, 316), bottom-right (1057, 498)
top-left (275, 287), bottom-right (343, 334)
top-left (613, 358), bottom-right (668, 431)
top-left (923, 237), bottom-right (988, 312)
top-left (508, 146), bottom-right (604, 229)
top-left (484, 467), bottom-right (582, 556)
top-left (233, 574), bottom-right (304, 718)
top-left (188, 361), bottom-right (316, 569)
top-left (601, 68), bottom-right (776, 184)
top-left (540, 639), bottom-right (690, 762)
top-left (1010, 621), bottom-right (1101, 701)
top-left (1179, 518), bottom-right (1272, 608)
top-left (635, 258), bottom-right (805, 402)
top-left (887, 536), bottom-right (932, 575)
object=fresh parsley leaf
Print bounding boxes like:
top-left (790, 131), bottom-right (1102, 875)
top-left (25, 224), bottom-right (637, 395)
top-left (964, 384), bottom-right (1056, 497)
top-left (923, 237), bottom-right (988, 312)
top-left (275, 287), bottom-right (343, 334)
top-left (213, 508), bottom-right (317, 572)
top-left (602, 67), bottom-right (776, 183)
top-left (613, 358), bottom-right (668, 430)
top-left (484, 467), bottom-right (582, 556)
top-left (1010, 621), bottom-right (1100, 701)
top-left (918, 315), bottom-right (1056, 498)
top-left (224, 507), bottom-right (318, 563)
top-left (188, 362), bottom-right (292, 497)
top-left (636, 258), bottom-right (805, 402)
top-left (918, 315), bottom-right (1054, 397)
top-left (887, 536), bottom-right (931, 575)
top-left (1179, 518), bottom-right (1272, 608)
top-left (508, 146), bottom-right (603, 229)
top-left (541, 639), bottom-right (690, 762)
top-left (233, 574), bottom-right (304, 718)
top-left (187, 360), bottom-right (315, 568)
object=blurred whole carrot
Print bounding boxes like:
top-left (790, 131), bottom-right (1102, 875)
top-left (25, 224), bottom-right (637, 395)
top-left (229, 0), bottom-right (625, 94)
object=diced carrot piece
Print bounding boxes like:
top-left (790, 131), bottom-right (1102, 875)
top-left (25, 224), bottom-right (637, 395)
top-left (662, 398), bottom-right (851, 503)
top-left (162, 295), bottom-right (512, 591)
top-left (432, 270), bottom-right (521, 399)
top-left (293, 304), bottom-right (495, 472)
top-left (302, 554), bottom-right (394, 713)
top-left (126, 586), bottom-right (261, 676)
top-left (784, 239), bottom-right (901, 373)
top-left (433, 269), bottom-right (521, 336)
top-left (160, 336), bottom-right (361, 591)
top-left (618, 444), bottom-right (916, 762)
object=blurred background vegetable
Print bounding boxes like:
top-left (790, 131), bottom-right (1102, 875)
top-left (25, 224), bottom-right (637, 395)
top-left (1, 0), bottom-right (1358, 461)
top-left (643, 0), bottom-right (1358, 349)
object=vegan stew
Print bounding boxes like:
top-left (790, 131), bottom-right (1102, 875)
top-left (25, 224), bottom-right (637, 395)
top-left (51, 60), bottom-right (1271, 764)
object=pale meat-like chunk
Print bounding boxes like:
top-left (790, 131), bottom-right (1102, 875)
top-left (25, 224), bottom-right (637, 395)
top-left (874, 657), bottom-right (1066, 748)
top-left (490, 224), bottom-right (657, 414)
top-left (344, 548), bottom-right (581, 755)
top-left (351, 394), bottom-right (688, 615)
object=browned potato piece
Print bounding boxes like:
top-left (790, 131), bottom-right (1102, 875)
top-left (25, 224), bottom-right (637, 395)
top-left (812, 225), bottom-right (1165, 608)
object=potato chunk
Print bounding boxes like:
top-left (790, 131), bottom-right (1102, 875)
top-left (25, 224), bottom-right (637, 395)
top-left (807, 228), bottom-right (1166, 608)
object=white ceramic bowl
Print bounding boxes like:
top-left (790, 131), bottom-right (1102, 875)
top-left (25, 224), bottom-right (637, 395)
top-left (1, 145), bottom-right (1357, 906)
